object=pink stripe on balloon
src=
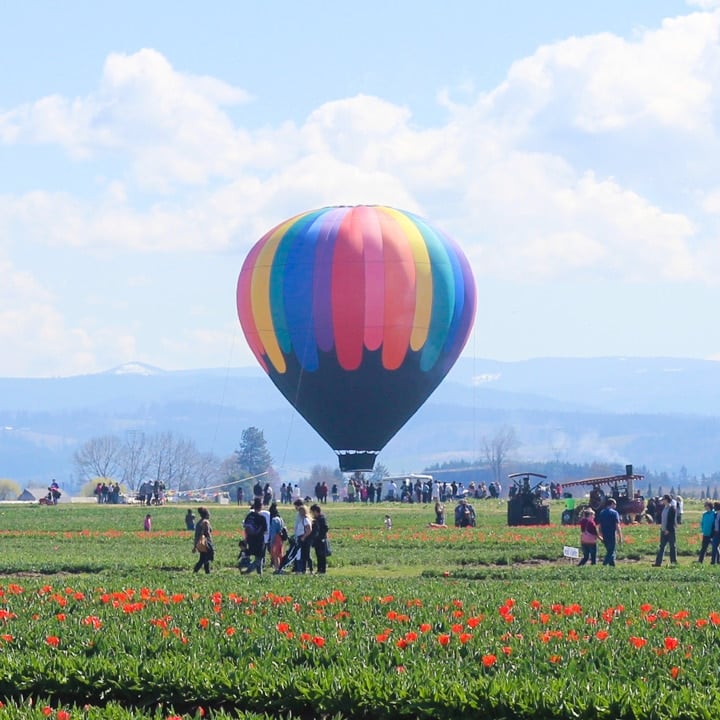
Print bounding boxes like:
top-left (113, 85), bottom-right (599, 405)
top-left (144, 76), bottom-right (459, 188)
top-left (332, 210), bottom-right (365, 370)
top-left (357, 207), bottom-right (384, 351)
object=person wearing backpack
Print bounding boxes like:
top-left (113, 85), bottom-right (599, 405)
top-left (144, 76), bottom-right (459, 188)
top-left (242, 498), bottom-right (268, 575)
top-left (267, 502), bottom-right (287, 573)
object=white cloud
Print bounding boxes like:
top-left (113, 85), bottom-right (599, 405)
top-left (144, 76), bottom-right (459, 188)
top-left (0, 257), bottom-right (98, 376)
top-left (4, 8), bottom-right (720, 375)
top-left (483, 12), bottom-right (720, 135)
top-left (0, 49), bottom-right (253, 187)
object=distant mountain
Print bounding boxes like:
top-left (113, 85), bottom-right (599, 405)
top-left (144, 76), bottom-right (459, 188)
top-left (445, 357), bottom-right (720, 415)
top-left (104, 362), bottom-right (166, 376)
top-left (1, 357), bottom-right (719, 486)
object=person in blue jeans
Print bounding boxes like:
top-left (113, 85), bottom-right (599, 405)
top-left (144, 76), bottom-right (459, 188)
top-left (697, 501), bottom-right (715, 563)
top-left (596, 498), bottom-right (623, 566)
top-left (652, 494), bottom-right (677, 566)
top-left (711, 502), bottom-right (720, 564)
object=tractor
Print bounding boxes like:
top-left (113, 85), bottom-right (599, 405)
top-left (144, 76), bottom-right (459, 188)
top-left (559, 466), bottom-right (645, 525)
top-left (507, 472), bottom-right (551, 526)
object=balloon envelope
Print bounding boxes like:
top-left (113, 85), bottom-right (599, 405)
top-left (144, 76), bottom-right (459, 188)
top-left (237, 205), bottom-right (476, 472)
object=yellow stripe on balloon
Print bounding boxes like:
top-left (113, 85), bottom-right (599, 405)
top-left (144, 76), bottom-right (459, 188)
top-left (250, 216), bottom-right (301, 374)
top-left (381, 207), bottom-right (432, 351)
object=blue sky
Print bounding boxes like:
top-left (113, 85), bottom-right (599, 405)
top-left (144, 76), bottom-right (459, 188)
top-left (1, 0), bottom-right (717, 377)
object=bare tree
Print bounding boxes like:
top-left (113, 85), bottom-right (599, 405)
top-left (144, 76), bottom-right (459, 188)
top-left (120, 431), bottom-right (152, 491)
top-left (73, 435), bottom-right (122, 483)
top-left (74, 429), bottom-right (222, 493)
top-left (147, 432), bottom-right (175, 487)
top-left (482, 425), bottom-right (520, 485)
top-left (145, 432), bottom-right (214, 491)
top-left (168, 436), bottom-right (201, 490)
top-left (192, 451), bottom-right (223, 491)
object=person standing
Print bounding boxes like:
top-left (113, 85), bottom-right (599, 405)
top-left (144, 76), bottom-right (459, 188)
top-left (144, 513), bottom-right (152, 532)
top-left (268, 503), bottom-right (287, 573)
top-left (185, 509), bottom-right (196, 531)
top-left (293, 500), bottom-right (313, 573)
top-left (260, 502), bottom-right (271, 564)
top-left (675, 495), bottom-right (684, 524)
top-left (242, 498), bottom-right (268, 574)
top-left (597, 498), bottom-right (623, 566)
top-left (310, 504), bottom-right (329, 574)
top-left (711, 502), bottom-right (720, 564)
top-left (697, 501), bottom-right (715, 562)
top-left (653, 494), bottom-right (678, 566)
top-left (578, 509), bottom-right (599, 566)
top-left (192, 507), bottom-right (214, 574)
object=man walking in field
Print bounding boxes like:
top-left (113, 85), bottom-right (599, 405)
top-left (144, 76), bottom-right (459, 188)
top-left (597, 498), bottom-right (623, 566)
top-left (652, 494), bottom-right (678, 566)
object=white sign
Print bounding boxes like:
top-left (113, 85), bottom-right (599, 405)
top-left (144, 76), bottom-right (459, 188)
top-left (563, 546), bottom-right (579, 559)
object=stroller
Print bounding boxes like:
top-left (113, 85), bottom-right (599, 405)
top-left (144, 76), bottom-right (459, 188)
top-left (237, 539), bottom-right (253, 573)
top-left (276, 538), bottom-right (301, 574)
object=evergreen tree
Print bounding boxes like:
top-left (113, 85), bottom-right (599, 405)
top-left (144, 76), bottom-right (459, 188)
top-left (235, 427), bottom-right (273, 477)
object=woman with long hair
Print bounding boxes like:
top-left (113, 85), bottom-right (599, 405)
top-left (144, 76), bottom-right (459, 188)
top-left (268, 502), bottom-right (287, 573)
top-left (192, 506), bottom-right (214, 574)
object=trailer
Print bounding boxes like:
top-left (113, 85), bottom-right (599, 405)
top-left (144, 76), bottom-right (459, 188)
top-left (559, 466), bottom-right (645, 525)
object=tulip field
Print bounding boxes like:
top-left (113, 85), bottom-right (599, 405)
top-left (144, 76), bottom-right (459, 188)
top-left (0, 498), bottom-right (718, 719)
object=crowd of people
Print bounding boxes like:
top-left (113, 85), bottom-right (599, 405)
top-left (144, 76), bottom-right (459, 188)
top-left (93, 481), bottom-right (122, 504)
top-left (192, 491), bottom-right (330, 576)
top-left (122, 479), bottom-right (717, 574)
top-left (333, 476), bottom-right (505, 504)
top-left (576, 493), bottom-right (692, 567)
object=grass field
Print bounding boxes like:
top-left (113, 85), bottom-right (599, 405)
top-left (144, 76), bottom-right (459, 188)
top-left (0, 498), bottom-right (717, 719)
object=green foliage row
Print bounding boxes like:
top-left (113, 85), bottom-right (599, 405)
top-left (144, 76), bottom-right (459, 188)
top-left (0, 500), bottom-right (716, 719)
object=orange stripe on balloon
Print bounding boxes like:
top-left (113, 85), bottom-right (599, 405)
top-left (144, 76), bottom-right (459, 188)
top-left (376, 209), bottom-right (415, 369)
top-left (382, 207), bottom-right (432, 352)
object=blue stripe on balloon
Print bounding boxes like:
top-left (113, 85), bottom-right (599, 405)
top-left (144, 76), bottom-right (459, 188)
top-left (270, 210), bottom-right (324, 356)
top-left (408, 213), bottom-right (455, 372)
top-left (314, 208), bottom-right (345, 356)
top-left (284, 213), bottom-right (328, 371)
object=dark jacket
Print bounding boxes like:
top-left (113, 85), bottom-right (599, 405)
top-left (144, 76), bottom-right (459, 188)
top-left (312, 513), bottom-right (328, 546)
top-left (194, 518), bottom-right (214, 558)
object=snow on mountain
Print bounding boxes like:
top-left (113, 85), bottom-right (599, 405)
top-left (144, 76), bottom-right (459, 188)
top-left (105, 362), bottom-right (165, 376)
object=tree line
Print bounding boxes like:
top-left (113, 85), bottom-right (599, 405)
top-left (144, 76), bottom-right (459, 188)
top-left (72, 426), bottom-right (275, 494)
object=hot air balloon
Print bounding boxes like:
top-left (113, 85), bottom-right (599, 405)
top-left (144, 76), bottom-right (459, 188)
top-left (237, 205), bottom-right (476, 472)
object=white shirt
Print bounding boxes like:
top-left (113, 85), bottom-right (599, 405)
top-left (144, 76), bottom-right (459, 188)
top-left (294, 513), bottom-right (311, 539)
top-left (260, 509), bottom-right (271, 544)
